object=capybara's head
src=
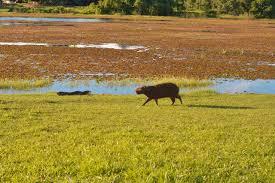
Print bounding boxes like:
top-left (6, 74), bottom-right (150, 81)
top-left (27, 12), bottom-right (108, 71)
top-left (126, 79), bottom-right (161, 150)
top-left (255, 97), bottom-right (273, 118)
top-left (135, 86), bottom-right (147, 95)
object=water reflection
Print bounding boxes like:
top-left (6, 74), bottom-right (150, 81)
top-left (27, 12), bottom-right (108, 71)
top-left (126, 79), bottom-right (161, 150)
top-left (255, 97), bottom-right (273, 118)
top-left (0, 42), bottom-right (147, 50)
top-left (0, 17), bottom-right (110, 23)
top-left (0, 22), bottom-right (74, 27)
top-left (70, 43), bottom-right (146, 50)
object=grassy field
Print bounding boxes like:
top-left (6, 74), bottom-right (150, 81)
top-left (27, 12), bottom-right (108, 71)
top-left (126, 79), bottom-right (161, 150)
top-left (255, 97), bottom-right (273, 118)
top-left (0, 92), bottom-right (274, 182)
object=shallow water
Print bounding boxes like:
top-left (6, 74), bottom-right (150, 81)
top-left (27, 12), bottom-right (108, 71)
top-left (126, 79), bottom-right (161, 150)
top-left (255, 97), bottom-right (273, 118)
top-left (69, 43), bottom-right (146, 50)
top-left (0, 80), bottom-right (138, 95)
top-left (0, 17), bottom-right (110, 23)
top-left (212, 79), bottom-right (275, 94)
top-left (0, 42), bottom-right (48, 46)
top-left (0, 22), bottom-right (74, 27)
top-left (0, 42), bottom-right (147, 50)
top-left (0, 79), bottom-right (275, 95)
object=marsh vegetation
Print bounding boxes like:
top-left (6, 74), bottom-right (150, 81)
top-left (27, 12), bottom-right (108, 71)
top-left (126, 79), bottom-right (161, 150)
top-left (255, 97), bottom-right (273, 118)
top-left (0, 79), bottom-right (52, 90)
top-left (0, 16), bottom-right (274, 80)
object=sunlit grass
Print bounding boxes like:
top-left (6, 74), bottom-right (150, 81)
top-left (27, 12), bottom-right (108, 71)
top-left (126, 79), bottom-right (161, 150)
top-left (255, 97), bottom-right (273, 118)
top-left (0, 79), bottom-right (52, 90)
top-left (185, 89), bottom-right (218, 96)
top-left (219, 14), bottom-right (254, 19)
top-left (0, 93), bottom-right (274, 182)
top-left (0, 8), bottom-right (9, 13)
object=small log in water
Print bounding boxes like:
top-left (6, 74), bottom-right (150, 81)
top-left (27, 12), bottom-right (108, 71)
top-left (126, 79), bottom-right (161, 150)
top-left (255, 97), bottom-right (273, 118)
top-left (57, 91), bottom-right (91, 96)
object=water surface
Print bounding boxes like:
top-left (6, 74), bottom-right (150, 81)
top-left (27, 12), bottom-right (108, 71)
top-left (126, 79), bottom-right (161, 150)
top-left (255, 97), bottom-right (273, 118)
top-left (0, 16), bottom-right (110, 23)
top-left (0, 42), bottom-right (147, 50)
top-left (212, 79), bottom-right (275, 94)
top-left (0, 22), bottom-right (74, 27)
top-left (1, 79), bottom-right (274, 95)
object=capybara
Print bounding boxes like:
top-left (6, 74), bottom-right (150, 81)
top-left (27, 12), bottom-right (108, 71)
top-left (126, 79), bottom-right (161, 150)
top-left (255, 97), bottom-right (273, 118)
top-left (136, 83), bottom-right (182, 106)
top-left (57, 91), bottom-right (91, 96)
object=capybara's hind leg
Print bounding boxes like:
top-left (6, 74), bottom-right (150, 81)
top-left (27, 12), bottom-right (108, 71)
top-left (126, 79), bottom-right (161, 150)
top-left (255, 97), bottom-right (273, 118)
top-left (142, 98), bottom-right (152, 106)
top-left (170, 97), bottom-right (176, 105)
top-left (177, 95), bottom-right (183, 104)
top-left (154, 99), bottom-right (159, 106)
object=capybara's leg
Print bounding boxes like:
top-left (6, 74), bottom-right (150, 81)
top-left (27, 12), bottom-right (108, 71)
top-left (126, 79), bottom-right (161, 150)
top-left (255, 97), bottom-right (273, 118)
top-left (170, 97), bottom-right (176, 105)
top-left (154, 99), bottom-right (159, 106)
top-left (142, 98), bottom-right (152, 106)
top-left (177, 95), bottom-right (183, 104)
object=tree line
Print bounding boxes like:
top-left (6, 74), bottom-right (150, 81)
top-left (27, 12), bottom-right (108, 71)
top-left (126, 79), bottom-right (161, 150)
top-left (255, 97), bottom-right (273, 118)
top-left (1, 0), bottom-right (274, 18)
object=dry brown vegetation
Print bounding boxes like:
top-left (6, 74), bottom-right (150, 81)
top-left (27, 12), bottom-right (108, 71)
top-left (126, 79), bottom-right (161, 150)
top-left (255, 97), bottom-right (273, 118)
top-left (0, 14), bottom-right (274, 80)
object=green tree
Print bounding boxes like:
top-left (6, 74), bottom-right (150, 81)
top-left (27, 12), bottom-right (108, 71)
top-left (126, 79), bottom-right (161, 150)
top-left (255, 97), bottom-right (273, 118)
top-left (37, 0), bottom-right (95, 6)
top-left (9, 0), bottom-right (274, 18)
top-left (272, 0), bottom-right (275, 18)
top-left (98, 0), bottom-right (135, 14)
top-left (240, 0), bottom-right (253, 15)
top-left (251, 0), bottom-right (272, 18)
top-left (171, 0), bottom-right (186, 15)
top-left (134, 0), bottom-right (153, 15)
top-left (216, 0), bottom-right (243, 15)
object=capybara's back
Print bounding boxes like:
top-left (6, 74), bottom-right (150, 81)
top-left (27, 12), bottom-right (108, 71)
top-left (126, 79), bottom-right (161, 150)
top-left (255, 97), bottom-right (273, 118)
top-left (153, 83), bottom-right (180, 98)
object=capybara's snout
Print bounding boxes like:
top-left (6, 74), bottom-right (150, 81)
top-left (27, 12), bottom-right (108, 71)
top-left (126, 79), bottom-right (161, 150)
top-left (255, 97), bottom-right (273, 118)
top-left (135, 87), bottom-right (144, 94)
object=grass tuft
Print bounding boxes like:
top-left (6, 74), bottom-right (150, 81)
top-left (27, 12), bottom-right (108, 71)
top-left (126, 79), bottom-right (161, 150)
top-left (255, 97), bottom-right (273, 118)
top-left (185, 89), bottom-right (218, 96)
top-left (0, 79), bottom-right (52, 90)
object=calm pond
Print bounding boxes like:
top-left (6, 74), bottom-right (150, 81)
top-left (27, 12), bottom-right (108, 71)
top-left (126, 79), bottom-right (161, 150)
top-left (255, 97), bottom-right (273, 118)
top-left (0, 16), bottom-right (110, 23)
top-left (0, 79), bottom-right (275, 95)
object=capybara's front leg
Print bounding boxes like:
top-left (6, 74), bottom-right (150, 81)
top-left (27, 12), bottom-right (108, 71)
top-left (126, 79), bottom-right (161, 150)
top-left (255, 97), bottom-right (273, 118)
top-left (170, 97), bottom-right (175, 105)
top-left (142, 98), bottom-right (152, 106)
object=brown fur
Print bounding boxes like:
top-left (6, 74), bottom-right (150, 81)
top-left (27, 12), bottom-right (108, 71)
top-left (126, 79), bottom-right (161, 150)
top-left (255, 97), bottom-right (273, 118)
top-left (136, 83), bottom-right (182, 106)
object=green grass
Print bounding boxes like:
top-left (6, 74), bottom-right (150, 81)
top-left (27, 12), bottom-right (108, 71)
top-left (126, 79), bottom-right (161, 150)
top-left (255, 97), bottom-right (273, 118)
top-left (0, 8), bottom-right (9, 13)
top-left (219, 14), bottom-right (255, 19)
top-left (0, 79), bottom-right (52, 90)
top-left (0, 92), bottom-right (274, 182)
top-left (103, 77), bottom-right (213, 88)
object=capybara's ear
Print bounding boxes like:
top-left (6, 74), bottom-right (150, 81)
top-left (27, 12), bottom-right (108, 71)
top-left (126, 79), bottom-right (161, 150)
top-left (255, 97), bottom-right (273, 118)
top-left (143, 86), bottom-right (151, 92)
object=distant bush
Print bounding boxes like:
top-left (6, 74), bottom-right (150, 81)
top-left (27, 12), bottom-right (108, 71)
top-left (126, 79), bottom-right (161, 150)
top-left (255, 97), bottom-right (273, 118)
top-left (250, 0), bottom-right (273, 18)
top-left (37, 0), bottom-right (98, 6)
top-left (8, 4), bottom-right (100, 14)
top-left (7, 0), bottom-right (274, 18)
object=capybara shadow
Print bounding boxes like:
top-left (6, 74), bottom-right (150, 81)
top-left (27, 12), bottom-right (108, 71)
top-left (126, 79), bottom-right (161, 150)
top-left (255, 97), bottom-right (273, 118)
top-left (136, 83), bottom-right (182, 106)
top-left (57, 91), bottom-right (91, 96)
top-left (188, 104), bottom-right (255, 109)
